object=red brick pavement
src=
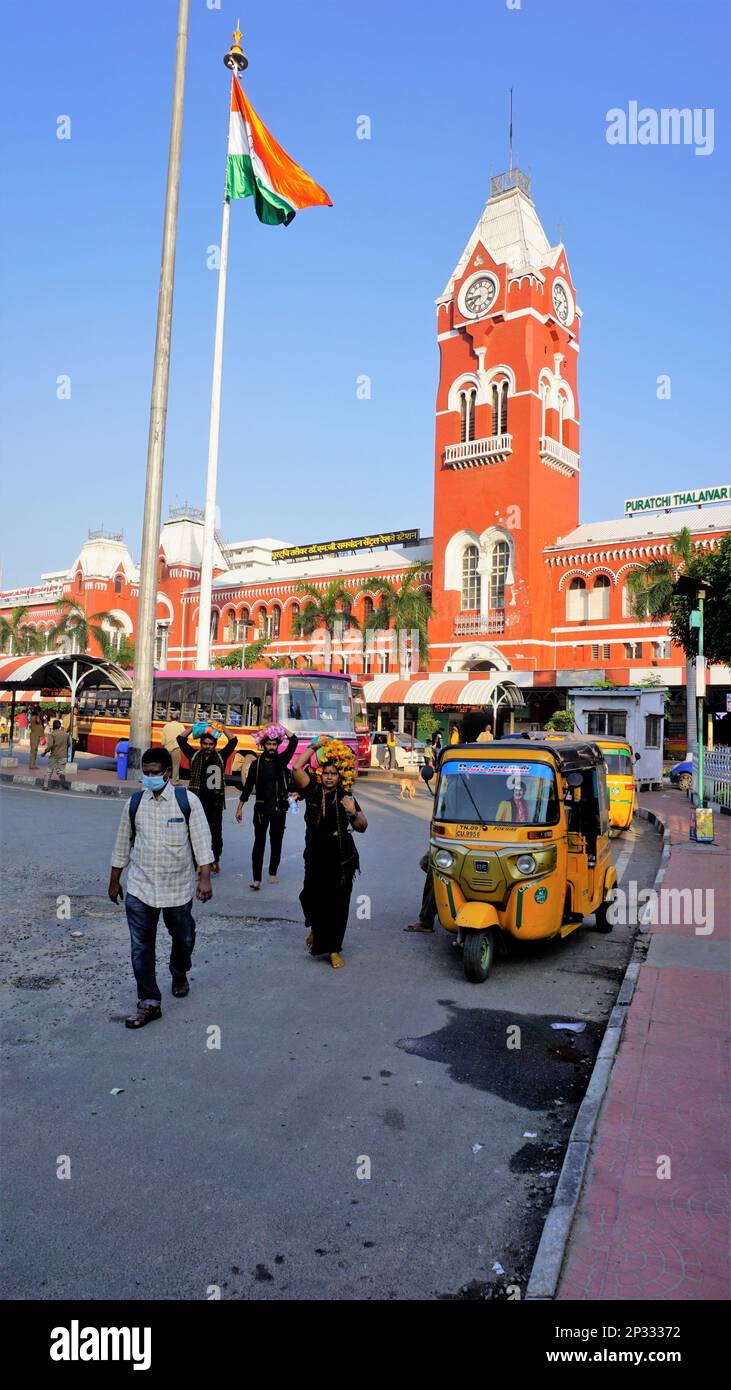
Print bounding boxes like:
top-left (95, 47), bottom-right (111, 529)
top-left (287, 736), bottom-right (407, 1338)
top-left (557, 791), bottom-right (731, 1301)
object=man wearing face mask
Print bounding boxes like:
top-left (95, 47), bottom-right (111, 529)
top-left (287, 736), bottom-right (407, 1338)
top-left (108, 747), bottom-right (214, 1029)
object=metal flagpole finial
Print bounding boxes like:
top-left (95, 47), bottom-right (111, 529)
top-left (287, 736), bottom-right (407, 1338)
top-left (224, 25), bottom-right (248, 72)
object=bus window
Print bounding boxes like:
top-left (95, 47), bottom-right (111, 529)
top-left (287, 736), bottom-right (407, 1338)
top-left (212, 681), bottom-right (229, 724)
top-left (195, 682), bottom-right (214, 722)
top-left (180, 682), bottom-right (198, 722)
top-left (228, 678), bottom-right (273, 728)
top-left (153, 678), bottom-right (170, 721)
top-left (166, 682), bottom-right (183, 721)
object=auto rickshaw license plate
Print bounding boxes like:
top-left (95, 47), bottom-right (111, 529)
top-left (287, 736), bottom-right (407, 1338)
top-left (474, 860), bottom-right (490, 872)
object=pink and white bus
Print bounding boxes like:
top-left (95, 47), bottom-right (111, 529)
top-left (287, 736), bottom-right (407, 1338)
top-left (78, 668), bottom-right (359, 771)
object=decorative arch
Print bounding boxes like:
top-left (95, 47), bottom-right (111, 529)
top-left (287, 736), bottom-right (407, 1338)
top-left (557, 568), bottom-right (591, 592)
top-left (443, 642), bottom-right (511, 674)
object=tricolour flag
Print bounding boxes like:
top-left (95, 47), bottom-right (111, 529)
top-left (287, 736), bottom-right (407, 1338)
top-left (226, 78), bottom-right (331, 226)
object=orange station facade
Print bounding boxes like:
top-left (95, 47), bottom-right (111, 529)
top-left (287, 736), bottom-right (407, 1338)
top-left (2, 168), bottom-right (729, 748)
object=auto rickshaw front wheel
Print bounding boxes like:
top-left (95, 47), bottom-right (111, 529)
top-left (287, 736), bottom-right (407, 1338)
top-left (463, 929), bottom-right (494, 983)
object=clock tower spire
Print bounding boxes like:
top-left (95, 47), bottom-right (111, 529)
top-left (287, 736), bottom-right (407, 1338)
top-left (428, 167), bottom-right (581, 678)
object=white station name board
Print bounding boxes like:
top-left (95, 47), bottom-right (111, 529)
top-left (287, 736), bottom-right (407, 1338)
top-left (624, 484), bottom-right (730, 515)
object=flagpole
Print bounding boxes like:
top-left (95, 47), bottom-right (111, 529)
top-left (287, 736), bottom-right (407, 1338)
top-left (128, 0), bottom-right (190, 768)
top-left (196, 31), bottom-right (248, 671)
top-left (195, 185), bottom-right (231, 670)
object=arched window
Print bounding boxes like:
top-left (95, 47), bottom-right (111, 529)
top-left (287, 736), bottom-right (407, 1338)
top-left (114, 573), bottom-right (122, 594)
top-left (159, 559), bottom-right (166, 580)
top-left (256, 607), bottom-right (267, 639)
top-left (461, 544), bottom-right (481, 610)
top-left (269, 604), bottom-right (281, 639)
top-left (489, 541), bottom-right (509, 610)
top-left (76, 572), bottom-right (82, 593)
top-left (589, 574), bottom-right (611, 620)
top-left (210, 611), bottom-right (219, 642)
top-left (566, 577), bottom-right (588, 621)
top-left (491, 380), bottom-right (509, 435)
top-left (622, 578), bottom-right (642, 618)
top-left (459, 389), bottom-right (476, 443)
top-left (290, 601), bottom-right (300, 635)
top-left (362, 596), bottom-right (374, 620)
top-left (236, 607), bottom-right (250, 642)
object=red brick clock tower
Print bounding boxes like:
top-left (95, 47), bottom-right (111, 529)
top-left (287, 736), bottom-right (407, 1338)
top-left (429, 168), bottom-right (581, 676)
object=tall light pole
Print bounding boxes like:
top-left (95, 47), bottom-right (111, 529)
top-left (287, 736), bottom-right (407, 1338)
top-left (128, 0), bottom-right (190, 769)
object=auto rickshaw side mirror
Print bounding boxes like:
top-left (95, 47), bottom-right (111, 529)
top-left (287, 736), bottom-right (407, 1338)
top-left (635, 752), bottom-right (641, 761)
top-left (567, 771), bottom-right (583, 787)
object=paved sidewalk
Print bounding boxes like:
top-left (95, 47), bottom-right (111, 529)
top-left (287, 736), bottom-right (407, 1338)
top-left (557, 790), bottom-right (730, 1300)
top-left (0, 744), bottom-right (135, 796)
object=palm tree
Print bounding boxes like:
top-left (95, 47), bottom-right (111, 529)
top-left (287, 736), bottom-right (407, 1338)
top-left (626, 527), bottom-right (696, 756)
top-left (50, 599), bottom-right (123, 657)
top-left (367, 564), bottom-right (434, 676)
top-left (0, 605), bottom-right (34, 656)
top-left (292, 581), bottom-right (360, 638)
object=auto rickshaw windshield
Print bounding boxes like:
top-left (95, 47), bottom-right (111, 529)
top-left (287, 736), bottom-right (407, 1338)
top-left (602, 747), bottom-right (633, 775)
top-left (434, 758), bottom-right (560, 826)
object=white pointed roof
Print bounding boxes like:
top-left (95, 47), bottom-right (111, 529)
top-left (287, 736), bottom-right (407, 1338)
top-left (440, 178), bottom-right (558, 301)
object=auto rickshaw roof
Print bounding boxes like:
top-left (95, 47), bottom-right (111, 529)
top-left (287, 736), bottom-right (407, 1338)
top-left (485, 732), bottom-right (607, 772)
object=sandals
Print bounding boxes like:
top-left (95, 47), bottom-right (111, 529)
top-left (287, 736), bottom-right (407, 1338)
top-left (403, 923), bottom-right (435, 933)
top-left (250, 881), bottom-right (261, 891)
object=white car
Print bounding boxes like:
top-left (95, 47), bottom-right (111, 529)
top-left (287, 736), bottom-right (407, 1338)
top-left (369, 731), bottom-right (425, 769)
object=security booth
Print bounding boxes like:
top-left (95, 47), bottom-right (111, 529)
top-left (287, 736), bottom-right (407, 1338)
top-left (569, 685), bottom-right (666, 790)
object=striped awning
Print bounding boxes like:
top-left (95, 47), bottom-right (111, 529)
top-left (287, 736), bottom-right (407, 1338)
top-left (0, 654), bottom-right (133, 691)
top-left (361, 674), bottom-right (527, 708)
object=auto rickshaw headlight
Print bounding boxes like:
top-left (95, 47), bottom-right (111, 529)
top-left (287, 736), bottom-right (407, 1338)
top-left (515, 854), bottom-right (537, 876)
top-left (434, 849), bottom-right (455, 870)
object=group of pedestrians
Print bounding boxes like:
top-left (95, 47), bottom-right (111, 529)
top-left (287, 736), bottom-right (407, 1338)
top-left (108, 724), bottom-right (368, 1028)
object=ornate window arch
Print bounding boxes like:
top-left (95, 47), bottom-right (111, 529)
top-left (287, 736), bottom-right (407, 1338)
top-left (588, 573), bottom-right (611, 620)
top-left (461, 544), bottom-right (481, 610)
top-left (566, 576), bottom-right (588, 621)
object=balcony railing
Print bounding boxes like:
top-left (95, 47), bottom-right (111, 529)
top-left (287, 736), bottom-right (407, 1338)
top-left (443, 434), bottom-right (512, 469)
top-left (454, 610), bottom-right (506, 636)
top-left (539, 435), bottom-right (580, 476)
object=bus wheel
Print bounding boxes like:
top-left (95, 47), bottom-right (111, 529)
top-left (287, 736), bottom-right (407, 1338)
top-left (463, 930), bottom-right (494, 983)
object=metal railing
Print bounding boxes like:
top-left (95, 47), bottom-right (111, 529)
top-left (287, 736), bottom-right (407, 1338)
top-left (694, 747), bottom-right (731, 811)
top-left (454, 610), bottom-right (506, 636)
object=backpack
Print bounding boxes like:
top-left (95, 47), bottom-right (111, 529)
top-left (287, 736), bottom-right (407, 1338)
top-left (129, 786), bottom-right (193, 851)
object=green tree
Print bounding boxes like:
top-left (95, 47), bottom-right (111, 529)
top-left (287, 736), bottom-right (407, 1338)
top-left (545, 708), bottom-right (575, 732)
top-left (366, 565), bottom-right (434, 675)
top-left (49, 599), bottom-right (123, 657)
top-left (97, 630), bottom-right (135, 669)
top-left (626, 526), bottom-right (697, 756)
top-left (0, 605), bottom-right (40, 655)
top-left (216, 638), bottom-right (271, 670)
top-left (292, 581), bottom-right (359, 637)
top-left (416, 706), bottom-right (440, 742)
top-left (669, 533), bottom-right (731, 668)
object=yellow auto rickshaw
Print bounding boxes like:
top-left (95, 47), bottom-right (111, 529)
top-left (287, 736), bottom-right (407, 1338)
top-left (595, 737), bottom-right (637, 832)
top-left (430, 734), bottom-right (618, 982)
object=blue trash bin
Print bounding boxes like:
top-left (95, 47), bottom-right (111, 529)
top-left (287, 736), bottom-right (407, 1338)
top-left (115, 739), bottom-right (129, 781)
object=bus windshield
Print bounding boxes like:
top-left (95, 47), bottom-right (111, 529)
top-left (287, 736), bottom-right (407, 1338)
top-left (435, 758), bottom-right (560, 826)
top-left (278, 675), bottom-right (353, 734)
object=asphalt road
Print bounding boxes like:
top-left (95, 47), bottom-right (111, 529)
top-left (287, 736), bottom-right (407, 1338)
top-left (0, 778), bottom-right (661, 1301)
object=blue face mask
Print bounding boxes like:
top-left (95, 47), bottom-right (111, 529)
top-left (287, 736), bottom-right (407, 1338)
top-left (141, 773), bottom-right (167, 792)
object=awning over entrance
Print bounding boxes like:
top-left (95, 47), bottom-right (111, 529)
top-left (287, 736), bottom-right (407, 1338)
top-left (0, 654), bottom-right (132, 692)
top-left (362, 674), bottom-right (527, 709)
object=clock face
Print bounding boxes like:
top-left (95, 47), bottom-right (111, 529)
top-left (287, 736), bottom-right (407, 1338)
top-left (553, 280), bottom-right (572, 325)
top-left (463, 275), bottom-right (497, 316)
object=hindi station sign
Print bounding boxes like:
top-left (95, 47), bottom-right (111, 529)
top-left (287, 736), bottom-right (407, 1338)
top-left (272, 529), bottom-right (420, 563)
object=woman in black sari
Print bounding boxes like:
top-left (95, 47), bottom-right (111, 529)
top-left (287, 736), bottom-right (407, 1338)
top-left (292, 736), bottom-right (367, 969)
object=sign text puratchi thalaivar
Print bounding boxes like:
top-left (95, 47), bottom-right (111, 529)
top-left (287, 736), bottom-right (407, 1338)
top-left (272, 529), bottom-right (420, 563)
top-left (624, 485), bottom-right (730, 515)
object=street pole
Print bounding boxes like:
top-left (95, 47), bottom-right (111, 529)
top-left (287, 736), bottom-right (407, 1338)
top-left (128, 0), bottom-right (190, 769)
top-left (196, 32), bottom-right (248, 671)
top-left (195, 188), bottom-right (231, 669)
top-left (697, 588), bottom-right (705, 807)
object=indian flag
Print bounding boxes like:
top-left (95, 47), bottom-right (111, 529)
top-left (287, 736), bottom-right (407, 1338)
top-left (226, 78), bottom-right (331, 226)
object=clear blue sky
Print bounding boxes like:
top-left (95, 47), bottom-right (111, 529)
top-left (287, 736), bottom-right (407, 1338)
top-left (1, 0), bottom-right (729, 587)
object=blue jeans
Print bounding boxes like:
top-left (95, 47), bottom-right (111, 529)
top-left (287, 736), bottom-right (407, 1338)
top-left (125, 894), bottom-right (196, 1007)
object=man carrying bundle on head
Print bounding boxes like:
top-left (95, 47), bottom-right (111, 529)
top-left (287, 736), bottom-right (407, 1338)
top-left (235, 724), bottom-right (298, 890)
top-left (177, 722), bottom-right (238, 874)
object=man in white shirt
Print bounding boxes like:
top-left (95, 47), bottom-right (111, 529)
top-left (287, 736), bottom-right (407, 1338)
top-left (108, 746), bottom-right (214, 1029)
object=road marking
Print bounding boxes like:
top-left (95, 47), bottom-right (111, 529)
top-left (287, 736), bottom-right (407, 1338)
top-left (612, 842), bottom-right (634, 885)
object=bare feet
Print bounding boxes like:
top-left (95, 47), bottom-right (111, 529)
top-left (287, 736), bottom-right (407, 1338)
top-left (329, 952), bottom-right (344, 969)
top-left (268, 874), bottom-right (278, 884)
top-left (305, 930), bottom-right (313, 952)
